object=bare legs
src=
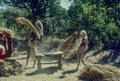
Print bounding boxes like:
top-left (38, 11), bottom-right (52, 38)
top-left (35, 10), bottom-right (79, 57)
top-left (75, 50), bottom-right (84, 71)
top-left (25, 46), bottom-right (36, 68)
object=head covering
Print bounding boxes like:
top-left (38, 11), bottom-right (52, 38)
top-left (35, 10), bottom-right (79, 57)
top-left (80, 30), bottom-right (88, 39)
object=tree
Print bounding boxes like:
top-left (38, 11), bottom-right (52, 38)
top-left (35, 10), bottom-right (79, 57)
top-left (67, 0), bottom-right (120, 49)
top-left (4, 0), bottom-right (63, 22)
top-left (104, 0), bottom-right (120, 28)
top-left (3, 0), bottom-right (68, 36)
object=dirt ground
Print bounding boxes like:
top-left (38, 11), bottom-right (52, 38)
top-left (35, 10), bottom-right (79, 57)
top-left (1, 50), bottom-right (120, 81)
top-left (0, 54), bottom-right (84, 81)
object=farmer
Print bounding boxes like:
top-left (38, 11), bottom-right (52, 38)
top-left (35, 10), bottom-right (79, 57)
top-left (75, 30), bottom-right (88, 70)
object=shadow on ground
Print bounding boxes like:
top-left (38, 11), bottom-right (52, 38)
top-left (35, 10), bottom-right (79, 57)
top-left (59, 69), bottom-right (77, 79)
top-left (25, 66), bottom-right (58, 76)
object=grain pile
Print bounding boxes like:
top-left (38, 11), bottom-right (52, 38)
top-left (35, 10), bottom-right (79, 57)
top-left (79, 64), bottom-right (120, 81)
top-left (0, 59), bottom-right (24, 77)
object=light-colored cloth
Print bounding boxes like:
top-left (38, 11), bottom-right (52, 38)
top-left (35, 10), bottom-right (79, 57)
top-left (0, 44), bottom-right (5, 60)
top-left (0, 44), bottom-right (5, 54)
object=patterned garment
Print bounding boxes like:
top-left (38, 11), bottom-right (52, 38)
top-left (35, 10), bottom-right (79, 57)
top-left (77, 39), bottom-right (88, 65)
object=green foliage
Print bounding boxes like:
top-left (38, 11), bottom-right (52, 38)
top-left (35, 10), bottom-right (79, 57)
top-left (67, 0), bottom-right (120, 49)
top-left (0, 5), bottom-right (29, 38)
top-left (0, 0), bottom-right (120, 50)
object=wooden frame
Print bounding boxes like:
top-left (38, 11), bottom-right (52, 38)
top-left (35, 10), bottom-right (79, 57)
top-left (35, 51), bottom-right (63, 70)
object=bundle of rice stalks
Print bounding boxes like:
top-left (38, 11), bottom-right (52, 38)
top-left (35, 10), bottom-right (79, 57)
top-left (0, 28), bottom-right (13, 37)
top-left (0, 59), bottom-right (24, 77)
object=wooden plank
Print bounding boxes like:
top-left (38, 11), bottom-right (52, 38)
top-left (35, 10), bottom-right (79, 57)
top-left (58, 55), bottom-right (62, 69)
top-left (36, 53), bottom-right (44, 57)
top-left (44, 51), bottom-right (63, 56)
top-left (41, 62), bottom-right (58, 64)
top-left (37, 57), bottom-right (42, 69)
